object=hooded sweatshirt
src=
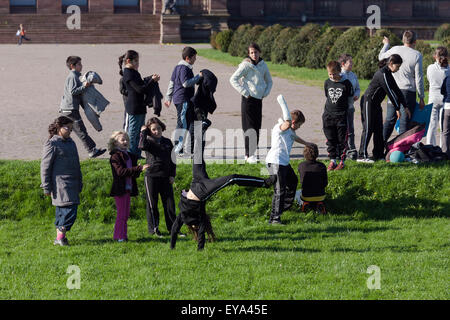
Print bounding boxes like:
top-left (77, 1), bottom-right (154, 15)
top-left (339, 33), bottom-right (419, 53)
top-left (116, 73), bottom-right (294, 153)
top-left (323, 75), bottom-right (354, 116)
top-left (229, 57), bottom-right (272, 100)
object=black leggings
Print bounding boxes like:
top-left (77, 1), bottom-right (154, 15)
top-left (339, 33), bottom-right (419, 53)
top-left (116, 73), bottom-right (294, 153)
top-left (241, 96), bottom-right (262, 157)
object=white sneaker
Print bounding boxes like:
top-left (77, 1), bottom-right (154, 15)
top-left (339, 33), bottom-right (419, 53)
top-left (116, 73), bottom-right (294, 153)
top-left (246, 155), bottom-right (258, 164)
top-left (357, 158), bottom-right (374, 163)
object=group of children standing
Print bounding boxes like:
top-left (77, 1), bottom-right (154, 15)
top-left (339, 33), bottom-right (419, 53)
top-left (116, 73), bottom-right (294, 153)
top-left (40, 38), bottom-right (449, 249)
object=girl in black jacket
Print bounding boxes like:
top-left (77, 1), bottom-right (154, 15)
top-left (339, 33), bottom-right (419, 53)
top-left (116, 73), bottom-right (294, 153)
top-left (139, 117), bottom-right (177, 237)
top-left (170, 157), bottom-right (275, 250)
top-left (358, 54), bottom-right (410, 161)
top-left (119, 50), bottom-right (160, 157)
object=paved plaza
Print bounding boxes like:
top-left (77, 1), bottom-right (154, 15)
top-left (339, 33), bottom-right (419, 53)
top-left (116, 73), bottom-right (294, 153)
top-left (0, 43), bottom-right (365, 161)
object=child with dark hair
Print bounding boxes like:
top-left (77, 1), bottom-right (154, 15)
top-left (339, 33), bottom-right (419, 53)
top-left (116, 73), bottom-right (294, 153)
top-left (165, 46), bottom-right (203, 156)
top-left (297, 144), bottom-right (328, 214)
top-left (230, 42), bottom-right (273, 163)
top-left (265, 95), bottom-right (312, 225)
top-left (59, 56), bottom-right (106, 158)
top-left (358, 54), bottom-right (410, 162)
top-left (323, 61), bottom-right (354, 171)
top-left (338, 54), bottom-right (360, 160)
top-left (119, 50), bottom-right (161, 157)
top-left (138, 117), bottom-right (179, 237)
top-left (170, 157), bottom-right (274, 250)
top-left (40, 116), bottom-right (82, 246)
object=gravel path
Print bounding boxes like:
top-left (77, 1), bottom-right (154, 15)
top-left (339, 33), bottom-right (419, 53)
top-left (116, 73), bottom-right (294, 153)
top-left (0, 44), bottom-right (366, 161)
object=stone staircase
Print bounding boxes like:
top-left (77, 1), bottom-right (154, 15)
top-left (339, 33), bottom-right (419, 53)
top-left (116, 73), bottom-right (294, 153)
top-left (0, 13), bottom-right (161, 43)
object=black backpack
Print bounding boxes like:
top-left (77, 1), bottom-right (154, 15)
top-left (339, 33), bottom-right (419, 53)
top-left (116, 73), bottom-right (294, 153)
top-left (407, 142), bottom-right (448, 163)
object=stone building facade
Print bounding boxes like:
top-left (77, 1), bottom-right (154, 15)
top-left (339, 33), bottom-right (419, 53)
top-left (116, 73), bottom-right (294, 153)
top-left (0, 0), bottom-right (448, 43)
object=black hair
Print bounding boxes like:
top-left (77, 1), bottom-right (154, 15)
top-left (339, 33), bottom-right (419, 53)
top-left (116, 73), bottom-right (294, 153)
top-left (48, 116), bottom-right (73, 139)
top-left (145, 117), bottom-right (166, 132)
top-left (118, 50), bottom-right (139, 76)
top-left (435, 46), bottom-right (449, 68)
top-left (248, 42), bottom-right (261, 54)
top-left (379, 54), bottom-right (403, 69)
top-left (182, 46), bottom-right (197, 60)
top-left (338, 53), bottom-right (352, 65)
top-left (66, 56), bottom-right (81, 70)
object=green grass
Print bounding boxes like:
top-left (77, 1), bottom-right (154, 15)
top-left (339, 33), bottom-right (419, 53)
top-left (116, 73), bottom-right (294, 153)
top-left (197, 48), bottom-right (431, 103)
top-left (0, 159), bottom-right (449, 299)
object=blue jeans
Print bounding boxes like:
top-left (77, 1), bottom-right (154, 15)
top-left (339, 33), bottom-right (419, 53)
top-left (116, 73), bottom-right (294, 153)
top-left (126, 113), bottom-right (146, 157)
top-left (55, 204), bottom-right (78, 231)
top-left (383, 90), bottom-right (416, 141)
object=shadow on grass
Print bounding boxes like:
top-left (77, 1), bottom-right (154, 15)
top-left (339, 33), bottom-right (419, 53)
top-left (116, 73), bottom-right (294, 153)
top-left (219, 246), bottom-right (320, 253)
top-left (323, 187), bottom-right (450, 221)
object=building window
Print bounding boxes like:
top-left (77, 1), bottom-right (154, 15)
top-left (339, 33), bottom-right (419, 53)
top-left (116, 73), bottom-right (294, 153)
top-left (264, 0), bottom-right (288, 16)
top-left (114, 0), bottom-right (140, 13)
top-left (314, 0), bottom-right (337, 17)
top-left (9, 0), bottom-right (36, 14)
top-left (62, 0), bottom-right (88, 13)
top-left (413, 0), bottom-right (436, 17)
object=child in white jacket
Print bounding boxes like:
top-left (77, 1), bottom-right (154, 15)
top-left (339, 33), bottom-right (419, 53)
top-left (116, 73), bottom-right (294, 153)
top-left (230, 43), bottom-right (273, 164)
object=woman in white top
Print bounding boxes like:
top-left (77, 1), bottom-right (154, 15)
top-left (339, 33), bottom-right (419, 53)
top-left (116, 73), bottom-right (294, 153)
top-left (426, 47), bottom-right (449, 147)
top-left (230, 43), bottom-right (273, 163)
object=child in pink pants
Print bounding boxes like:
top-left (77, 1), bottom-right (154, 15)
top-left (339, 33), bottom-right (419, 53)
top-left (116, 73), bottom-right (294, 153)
top-left (108, 131), bottom-right (149, 241)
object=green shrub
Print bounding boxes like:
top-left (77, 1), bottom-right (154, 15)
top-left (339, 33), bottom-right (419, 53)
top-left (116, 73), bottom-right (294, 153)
top-left (441, 36), bottom-right (450, 49)
top-left (353, 29), bottom-right (402, 80)
top-left (210, 31), bottom-right (219, 50)
top-left (228, 24), bottom-right (252, 56)
top-left (286, 23), bottom-right (323, 67)
top-left (415, 40), bottom-right (435, 91)
top-left (305, 27), bottom-right (342, 69)
top-left (238, 25), bottom-right (265, 57)
top-left (215, 29), bottom-right (234, 53)
top-left (271, 27), bottom-right (299, 64)
top-left (327, 27), bottom-right (369, 62)
top-left (434, 23), bottom-right (450, 41)
top-left (257, 24), bottom-right (284, 61)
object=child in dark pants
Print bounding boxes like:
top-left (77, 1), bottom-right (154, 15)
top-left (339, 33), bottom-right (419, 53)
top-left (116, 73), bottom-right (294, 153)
top-left (40, 116), bottom-right (82, 246)
top-left (139, 117), bottom-right (179, 237)
top-left (297, 144), bottom-right (328, 214)
top-left (170, 158), bottom-right (274, 250)
top-left (323, 61), bottom-right (354, 171)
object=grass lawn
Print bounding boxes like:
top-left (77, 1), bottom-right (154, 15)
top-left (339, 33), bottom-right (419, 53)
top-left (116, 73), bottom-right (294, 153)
top-left (0, 159), bottom-right (449, 299)
top-left (197, 48), bottom-right (431, 103)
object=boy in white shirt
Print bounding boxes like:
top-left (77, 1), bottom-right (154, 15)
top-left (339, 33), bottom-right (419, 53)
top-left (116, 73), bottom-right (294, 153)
top-left (266, 95), bottom-right (313, 225)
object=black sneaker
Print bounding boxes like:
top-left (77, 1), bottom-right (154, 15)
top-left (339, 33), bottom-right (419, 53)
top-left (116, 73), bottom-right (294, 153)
top-left (89, 148), bottom-right (106, 158)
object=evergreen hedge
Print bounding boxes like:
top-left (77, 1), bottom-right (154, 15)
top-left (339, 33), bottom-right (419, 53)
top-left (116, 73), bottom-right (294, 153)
top-left (434, 23), bottom-right (450, 41)
top-left (257, 24), bottom-right (285, 61)
top-left (228, 24), bottom-right (252, 57)
top-left (327, 26), bottom-right (369, 62)
top-left (239, 25), bottom-right (266, 57)
top-left (286, 23), bottom-right (322, 68)
top-left (215, 29), bottom-right (234, 53)
top-left (210, 31), bottom-right (219, 50)
top-left (305, 27), bottom-right (342, 69)
top-left (271, 27), bottom-right (299, 64)
top-left (353, 29), bottom-right (402, 80)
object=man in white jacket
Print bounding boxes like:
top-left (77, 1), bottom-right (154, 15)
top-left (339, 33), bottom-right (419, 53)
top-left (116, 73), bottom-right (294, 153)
top-left (230, 43), bottom-right (272, 164)
top-left (378, 30), bottom-right (425, 139)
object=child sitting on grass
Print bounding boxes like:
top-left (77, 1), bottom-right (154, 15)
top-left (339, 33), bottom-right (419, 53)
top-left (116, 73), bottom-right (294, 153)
top-left (296, 144), bottom-right (328, 214)
top-left (108, 131), bottom-right (149, 242)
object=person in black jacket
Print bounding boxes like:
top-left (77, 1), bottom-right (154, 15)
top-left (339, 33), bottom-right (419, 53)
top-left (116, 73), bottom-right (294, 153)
top-left (297, 144), bottom-right (328, 214)
top-left (170, 156), bottom-right (275, 250)
top-left (358, 54), bottom-right (410, 162)
top-left (139, 117), bottom-right (178, 237)
top-left (119, 50), bottom-right (161, 157)
top-left (191, 68), bottom-right (217, 129)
